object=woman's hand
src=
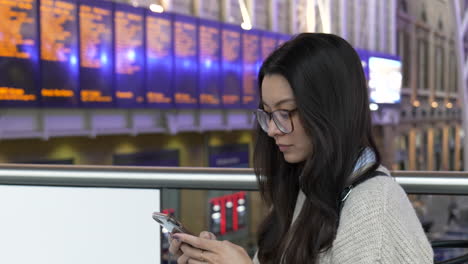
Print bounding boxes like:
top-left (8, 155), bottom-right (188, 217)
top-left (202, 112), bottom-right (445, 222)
top-left (168, 231), bottom-right (216, 260)
top-left (173, 233), bottom-right (253, 264)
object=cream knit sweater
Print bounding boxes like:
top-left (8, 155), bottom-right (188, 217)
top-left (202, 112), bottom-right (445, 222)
top-left (253, 170), bottom-right (434, 263)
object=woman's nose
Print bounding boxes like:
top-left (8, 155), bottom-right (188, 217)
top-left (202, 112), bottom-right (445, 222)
top-left (266, 118), bottom-right (282, 137)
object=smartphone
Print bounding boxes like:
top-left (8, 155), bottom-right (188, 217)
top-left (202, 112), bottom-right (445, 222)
top-left (152, 212), bottom-right (192, 235)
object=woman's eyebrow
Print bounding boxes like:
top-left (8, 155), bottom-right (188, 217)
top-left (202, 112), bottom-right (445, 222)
top-left (261, 98), bottom-right (295, 108)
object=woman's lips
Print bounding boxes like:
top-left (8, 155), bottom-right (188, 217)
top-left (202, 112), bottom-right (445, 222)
top-left (277, 144), bottom-right (292, 152)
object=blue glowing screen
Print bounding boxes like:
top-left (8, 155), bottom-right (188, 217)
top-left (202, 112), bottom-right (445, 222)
top-left (241, 29), bottom-right (261, 109)
top-left (220, 24), bottom-right (242, 109)
top-left (40, 0), bottom-right (80, 107)
top-left (0, 0), bottom-right (40, 106)
top-left (114, 4), bottom-right (145, 107)
top-left (146, 11), bottom-right (174, 108)
top-left (79, 0), bottom-right (114, 107)
top-left (173, 14), bottom-right (198, 108)
top-left (198, 18), bottom-right (221, 109)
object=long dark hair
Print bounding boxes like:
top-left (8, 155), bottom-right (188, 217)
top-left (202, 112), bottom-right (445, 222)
top-left (254, 33), bottom-right (381, 263)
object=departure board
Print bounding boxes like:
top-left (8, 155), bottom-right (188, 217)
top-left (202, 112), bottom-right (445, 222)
top-left (198, 19), bottom-right (221, 109)
top-left (0, 0), bottom-right (39, 106)
top-left (241, 30), bottom-right (261, 109)
top-left (114, 4), bottom-right (145, 107)
top-left (173, 14), bottom-right (198, 108)
top-left (79, 0), bottom-right (113, 107)
top-left (261, 31), bottom-right (277, 60)
top-left (146, 11), bottom-right (173, 108)
top-left (0, 1), bottom-right (296, 110)
top-left (40, 0), bottom-right (79, 107)
top-left (220, 24), bottom-right (242, 108)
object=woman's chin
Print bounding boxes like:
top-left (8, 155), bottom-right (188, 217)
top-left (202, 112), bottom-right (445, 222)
top-left (283, 153), bottom-right (304, 164)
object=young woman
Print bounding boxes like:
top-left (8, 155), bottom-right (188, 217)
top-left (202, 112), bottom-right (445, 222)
top-left (169, 33), bottom-right (433, 263)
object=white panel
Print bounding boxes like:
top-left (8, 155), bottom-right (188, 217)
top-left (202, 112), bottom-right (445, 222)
top-left (92, 112), bottom-right (128, 130)
top-left (0, 186), bottom-right (160, 264)
top-left (166, 111), bottom-right (198, 133)
top-left (199, 110), bottom-right (224, 130)
top-left (44, 112), bottom-right (86, 131)
top-left (133, 113), bottom-right (156, 129)
top-left (0, 109), bottom-right (258, 139)
top-left (133, 111), bottom-right (165, 130)
top-left (226, 111), bottom-right (254, 129)
top-left (1, 114), bottom-right (38, 132)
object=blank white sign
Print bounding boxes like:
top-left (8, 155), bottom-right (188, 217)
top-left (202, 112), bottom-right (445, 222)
top-left (0, 185), bottom-right (160, 264)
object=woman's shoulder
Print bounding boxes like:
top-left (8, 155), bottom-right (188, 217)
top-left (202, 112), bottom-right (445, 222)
top-left (331, 166), bottom-right (433, 263)
top-left (340, 166), bottom-right (400, 225)
top-left (346, 166), bottom-right (417, 219)
top-left (348, 166), bottom-right (400, 202)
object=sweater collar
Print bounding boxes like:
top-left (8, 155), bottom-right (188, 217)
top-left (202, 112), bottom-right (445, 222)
top-left (348, 148), bottom-right (377, 183)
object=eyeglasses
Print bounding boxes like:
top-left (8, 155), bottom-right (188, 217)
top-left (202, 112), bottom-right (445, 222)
top-left (255, 108), bottom-right (297, 134)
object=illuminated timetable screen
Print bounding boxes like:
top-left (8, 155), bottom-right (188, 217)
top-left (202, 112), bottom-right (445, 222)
top-left (173, 14), bottom-right (198, 108)
top-left (114, 4), bottom-right (145, 108)
top-left (241, 30), bottom-right (261, 109)
top-left (198, 19), bottom-right (221, 109)
top-left (79, 0), bottom-right (113, 107)
top-left (0, 0), bottom-right (39, 106)
top-left (261, 31), bottom-right (277, 60)
top-left (220, 24), bottom-right (242, 108)
top-left (146, 12), bottom-right (173, 108)
top-left (368, 54), bottom-right (402, 104)
top-left (40, 0), bottom-right (79, 107)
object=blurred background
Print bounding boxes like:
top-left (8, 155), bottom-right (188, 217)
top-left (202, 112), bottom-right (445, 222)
top-left (1, 0), bottom-right (468, 263)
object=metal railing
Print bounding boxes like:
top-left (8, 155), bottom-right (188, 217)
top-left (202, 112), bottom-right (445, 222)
top-left (0, 164), bottom-right (467, 195)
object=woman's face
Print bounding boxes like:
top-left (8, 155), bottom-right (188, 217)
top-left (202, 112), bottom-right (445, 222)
top-left (261, 74), bottom-right (313, 163)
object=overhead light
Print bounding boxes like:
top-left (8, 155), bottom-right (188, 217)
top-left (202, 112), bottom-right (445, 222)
top-left (238, 0), bottom-right (252, 30)
top-left (431, 101), bottom-right (438, 108)
top-left (149, 4), bottom-right (164, 13)
top-left (241, 22), bottom-right (252, 30)
top-left (412, 100), bottom-right (420, 107)
top-left (446, 102), bottom-right (453, 109)
top-left (369, 103), bottom-right (379, 111)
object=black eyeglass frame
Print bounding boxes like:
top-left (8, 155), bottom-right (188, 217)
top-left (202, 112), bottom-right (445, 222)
top-left (255, 108), bottom-right (298, 134)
